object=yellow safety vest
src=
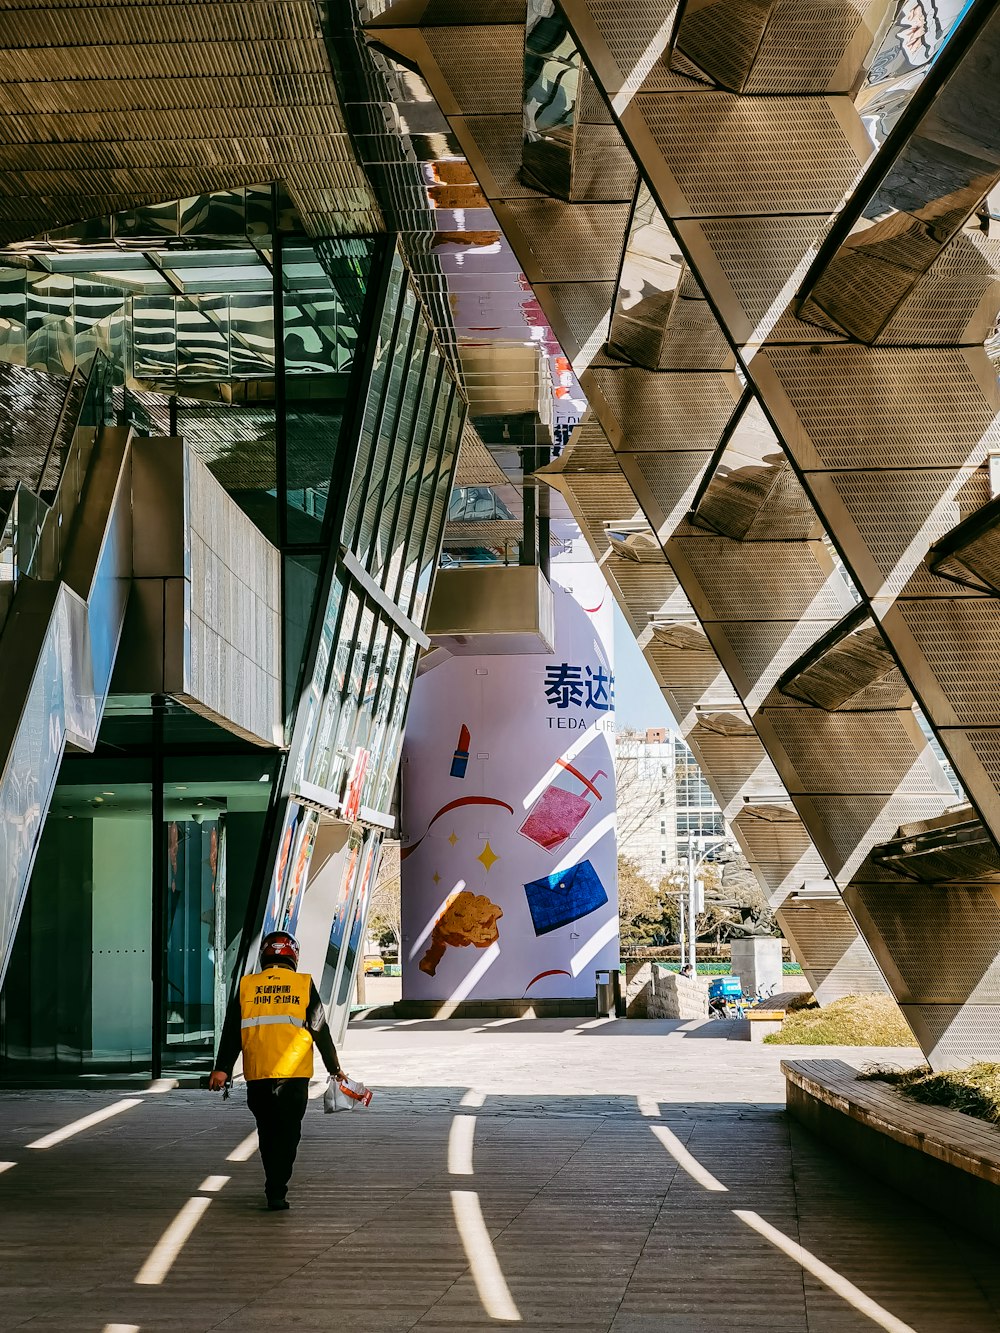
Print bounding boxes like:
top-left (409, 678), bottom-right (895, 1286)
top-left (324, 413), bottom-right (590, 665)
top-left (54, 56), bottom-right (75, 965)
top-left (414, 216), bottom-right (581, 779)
top-left (239, 967), bottom-right (314, 1080)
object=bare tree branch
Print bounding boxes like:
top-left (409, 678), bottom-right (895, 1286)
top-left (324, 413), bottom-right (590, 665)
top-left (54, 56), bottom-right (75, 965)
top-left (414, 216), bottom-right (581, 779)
top-left (369, 841), bottom-right (401, 952)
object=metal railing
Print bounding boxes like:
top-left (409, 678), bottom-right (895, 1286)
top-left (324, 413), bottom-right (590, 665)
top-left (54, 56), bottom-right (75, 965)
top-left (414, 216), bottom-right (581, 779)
top-left (0, 353), bottom-right (112, 627)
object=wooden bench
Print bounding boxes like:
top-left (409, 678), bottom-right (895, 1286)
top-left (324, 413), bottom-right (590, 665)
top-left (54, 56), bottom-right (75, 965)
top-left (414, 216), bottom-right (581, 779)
top-left (745, 1008), bottom-right (785, 1041)
top-left (783, 1058), bottom-right (1000, 1241)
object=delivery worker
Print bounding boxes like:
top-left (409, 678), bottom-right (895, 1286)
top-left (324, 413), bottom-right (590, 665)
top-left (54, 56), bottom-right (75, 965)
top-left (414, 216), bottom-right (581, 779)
top-left (208, 930), bottom-right (344, 1211)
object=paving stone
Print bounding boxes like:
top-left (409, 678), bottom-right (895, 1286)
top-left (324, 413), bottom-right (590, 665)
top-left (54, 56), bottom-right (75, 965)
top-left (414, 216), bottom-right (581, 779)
top-left (0, 1020), bottom-right (996, 1331)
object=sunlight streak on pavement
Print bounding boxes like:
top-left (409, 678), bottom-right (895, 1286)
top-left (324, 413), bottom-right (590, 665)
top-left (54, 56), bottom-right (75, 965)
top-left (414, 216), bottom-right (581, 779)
top-left (27, 1099), bottom-right (143, 1150)
top-left (651, 1123), bottom-right (727, 1191)
top-left (448, 1114), bottom-right (476, 1175)
top-left (734, 1210), bottom-right (917, 1333)
top-left (226, 1130), bottom-right (258, 1162)
top-left (197, 1175), bottom-right (230, 1193)
top-left (451, 1190), bottom-right (521, 1323)
top-left (135, 1197), bottom-right (212, 1286)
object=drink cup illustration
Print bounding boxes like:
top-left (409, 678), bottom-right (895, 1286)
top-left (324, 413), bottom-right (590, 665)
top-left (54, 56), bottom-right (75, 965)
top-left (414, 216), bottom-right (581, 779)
top-left (518, 761), bottom-right (607, 853)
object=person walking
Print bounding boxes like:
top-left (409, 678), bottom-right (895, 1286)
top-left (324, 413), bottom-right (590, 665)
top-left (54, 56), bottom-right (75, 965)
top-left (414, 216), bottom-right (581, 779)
top-left (208, 930), bottom-right (344, 1211)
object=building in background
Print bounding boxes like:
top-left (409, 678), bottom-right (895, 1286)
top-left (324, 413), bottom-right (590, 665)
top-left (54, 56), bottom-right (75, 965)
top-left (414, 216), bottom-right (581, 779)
top-left (617, 729), bottom-right (731, 885)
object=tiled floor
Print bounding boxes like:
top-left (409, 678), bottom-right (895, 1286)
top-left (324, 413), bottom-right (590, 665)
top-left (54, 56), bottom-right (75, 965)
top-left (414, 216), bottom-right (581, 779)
top-left (0, 1016), bottom-right (997, 1332)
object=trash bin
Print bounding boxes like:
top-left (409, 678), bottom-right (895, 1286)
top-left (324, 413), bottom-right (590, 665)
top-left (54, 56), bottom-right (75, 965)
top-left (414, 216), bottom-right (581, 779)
top-left (595, 969), bottom-right (614, 1017)
top-left (612, 967), bottom-right (625, 1018)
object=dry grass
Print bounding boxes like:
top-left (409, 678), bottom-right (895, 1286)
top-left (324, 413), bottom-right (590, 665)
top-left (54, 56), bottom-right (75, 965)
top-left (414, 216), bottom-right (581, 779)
top-left (860, 1062), bottom-right (1000, 1125)
top-left (763, 993), bottom-right (916, 1046)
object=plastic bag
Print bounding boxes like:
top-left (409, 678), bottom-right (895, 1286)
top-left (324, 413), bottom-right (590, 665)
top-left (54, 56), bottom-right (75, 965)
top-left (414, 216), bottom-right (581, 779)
top-left (323, 1073), bottom-right (373, 1113)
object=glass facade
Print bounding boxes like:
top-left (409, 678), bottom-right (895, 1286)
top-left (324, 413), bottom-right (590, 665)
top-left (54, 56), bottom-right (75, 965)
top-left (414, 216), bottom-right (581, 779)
top-left (0, 192), bottom-right (465, 1075)
top-left (0, 702), bottom-right (278, 1074)
top-left (261, 251), bottom-right (464, 1011)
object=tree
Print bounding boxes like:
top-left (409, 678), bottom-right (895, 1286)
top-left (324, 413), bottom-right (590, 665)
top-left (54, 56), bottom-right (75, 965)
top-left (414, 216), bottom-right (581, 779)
top-left (618, 854), bottom-right (660, 948)
top-left (618, 849), bottom-right (780, 955)
top-left (368, 841), bottom-right (401, 956)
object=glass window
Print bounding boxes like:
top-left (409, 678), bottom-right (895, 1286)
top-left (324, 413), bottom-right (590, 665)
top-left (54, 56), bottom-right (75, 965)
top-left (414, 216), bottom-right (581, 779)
top-left (342, 256), bottom-right (406, 551)
top-left (355, 291), bottom-right (417, 569)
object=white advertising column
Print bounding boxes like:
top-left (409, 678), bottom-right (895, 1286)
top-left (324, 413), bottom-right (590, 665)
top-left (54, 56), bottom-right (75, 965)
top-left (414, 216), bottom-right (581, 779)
top-left (400, 528), bottom-right (617, 1004)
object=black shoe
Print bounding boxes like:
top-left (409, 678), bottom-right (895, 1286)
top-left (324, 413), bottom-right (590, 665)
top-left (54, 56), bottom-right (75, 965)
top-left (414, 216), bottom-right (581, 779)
top-left (266, 1197), bottom-right (290, 1211)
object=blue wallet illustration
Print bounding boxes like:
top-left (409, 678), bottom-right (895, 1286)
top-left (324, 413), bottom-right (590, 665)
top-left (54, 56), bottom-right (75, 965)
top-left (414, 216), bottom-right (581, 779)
top-left (523, 859), bottom-right (609, 936)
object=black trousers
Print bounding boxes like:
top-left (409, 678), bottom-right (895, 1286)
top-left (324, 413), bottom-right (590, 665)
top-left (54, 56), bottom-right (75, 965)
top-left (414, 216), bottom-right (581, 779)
top-left (246, 1077), bottom-right (310, 1201)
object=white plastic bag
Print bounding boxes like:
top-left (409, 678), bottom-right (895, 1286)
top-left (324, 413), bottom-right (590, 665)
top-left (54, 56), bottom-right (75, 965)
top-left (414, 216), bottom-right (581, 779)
top-left (323, 1073), bottom-right (373, 1113)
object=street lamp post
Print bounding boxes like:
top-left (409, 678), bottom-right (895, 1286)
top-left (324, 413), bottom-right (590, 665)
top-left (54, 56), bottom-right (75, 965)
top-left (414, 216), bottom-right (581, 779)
top-left (660, 872), bottom-right (688, 967)
top-left (677, 893), bottom-right (686, 966)
top-left (684, 834), bottom-right (731, 972)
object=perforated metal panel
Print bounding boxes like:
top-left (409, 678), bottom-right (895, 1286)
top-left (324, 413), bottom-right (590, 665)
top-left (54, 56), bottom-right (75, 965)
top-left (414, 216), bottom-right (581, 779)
top-left (903, 1004), bottom-right (1000, 1068)
top-left (806, 794), bottom-right (954, 878)
top-left (499, 200), bottom-right (632, 281)
top-left (763, 346), bottom-right (1000, 469)
top-left (825, 467), bottom-right (992, 601)
top-left (622, 451), bottom-right (714, 528)
top-left (734, 808), bottom-right (821, 867)
top-left (577, 69), bottom-right (615, 125)
top-left (674, 0), bottom-right (770, 91)
top-left (611, 558), bottom-right (692, 621)
top-left (423, 27), bottom-right (524, 113)
top-left (687, 215), bottom-right (834, 334)
top-left (643, 639), bottom-right (731, 718)
top-left (535, 281), bottom-right (615, 359)
top-left (778, 625), bottom-right (909, 712)
top-left (562, 474), bottom-right (645, 555)
top-left (746, 0), bottom-right (867, 93)
top-left (689, 726), bottom-right (782, 806)
top-left (636, 92), bottom-right (863, 216)
top-left (697, 459), bottom-right (818, 540)
top-left (454, 422), bottom-right (509, 487)
top-left (458, 115), bottom-right (541, 198)
top-left (571, 128), bottom-right (640, 201)
top-left (587, 0), bottom-right (681, 87)
top-left (875, 270), bottom-right (1000, 348)
top-left (585, 367), bottom-right (741, 451)
top-left (853, 885), bottom-right (1000, 1002)
top-left (767, 708), bottom-right (948, 795)
top-left (713, 619), bottom-right (841, 702)
top-left (778, 898), bottom-right (890, 1001)
top-left (900, 600), bottom-right (1000, 725)
top-left (672, 536), bottom-right (850, 620)
top-left (417, 0), bottom-right (527, 22)
top-left (967, 731), bottom-right (1000, 789)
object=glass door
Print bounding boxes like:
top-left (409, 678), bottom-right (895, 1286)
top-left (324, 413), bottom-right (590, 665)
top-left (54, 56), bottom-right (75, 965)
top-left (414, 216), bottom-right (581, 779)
top-left (160, 805), bottom-right (226, 1071)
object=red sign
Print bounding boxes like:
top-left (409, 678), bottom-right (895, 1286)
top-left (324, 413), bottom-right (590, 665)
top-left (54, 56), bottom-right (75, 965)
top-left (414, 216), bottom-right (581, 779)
top-left (342, 747), bottom-right (370, 824)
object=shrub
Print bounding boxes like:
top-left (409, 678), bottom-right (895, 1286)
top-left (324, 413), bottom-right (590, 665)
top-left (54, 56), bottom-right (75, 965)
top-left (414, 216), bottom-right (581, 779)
top-left (860, 1062), bottom-right (1000, 1125)
top-left (764, 994), bottom-right (915, 1046)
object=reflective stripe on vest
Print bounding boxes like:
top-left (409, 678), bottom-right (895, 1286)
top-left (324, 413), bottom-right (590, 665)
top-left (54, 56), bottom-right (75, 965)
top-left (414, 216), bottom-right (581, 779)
top-left (240, 1014), bottom-right (306, 1029)
top-left (238, 967), bottom-right (314, 1080)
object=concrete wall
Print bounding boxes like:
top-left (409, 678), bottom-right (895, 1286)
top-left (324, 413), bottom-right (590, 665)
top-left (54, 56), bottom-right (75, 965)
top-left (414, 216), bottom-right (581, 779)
top-left (646, 968), bottom-right (709, 1021)
top-left (730, 938), bottom-right (783, 996)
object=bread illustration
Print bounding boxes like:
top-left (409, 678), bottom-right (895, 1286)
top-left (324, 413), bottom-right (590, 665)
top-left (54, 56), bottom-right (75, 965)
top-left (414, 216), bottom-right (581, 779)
top-left (419, 890), bottom-right (503, 975)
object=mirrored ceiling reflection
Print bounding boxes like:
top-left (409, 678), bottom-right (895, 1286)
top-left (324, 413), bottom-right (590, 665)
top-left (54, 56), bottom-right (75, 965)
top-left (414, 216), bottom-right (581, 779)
top-left (859, 0), bottom-right (974, 146)
top-left (523, 0), bottom-right (580, 197)
top-left (608, 184), bottom-right (733, 372)
top-left (339, 3), bottom-right (586, 444)
top-left (0, 228), bottom-right (367, 393)
top-left (802, 2), bottom-right (1000, 344)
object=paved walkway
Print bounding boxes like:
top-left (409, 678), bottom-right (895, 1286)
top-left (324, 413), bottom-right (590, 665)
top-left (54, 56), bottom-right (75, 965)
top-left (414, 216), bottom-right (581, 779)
top-left (0, 1017), bottom-right (997, 1332)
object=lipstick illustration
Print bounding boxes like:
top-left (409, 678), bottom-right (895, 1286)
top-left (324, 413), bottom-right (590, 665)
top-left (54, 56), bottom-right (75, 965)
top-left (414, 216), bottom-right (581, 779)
top-left (450, 724), bottom-right (471, 779)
